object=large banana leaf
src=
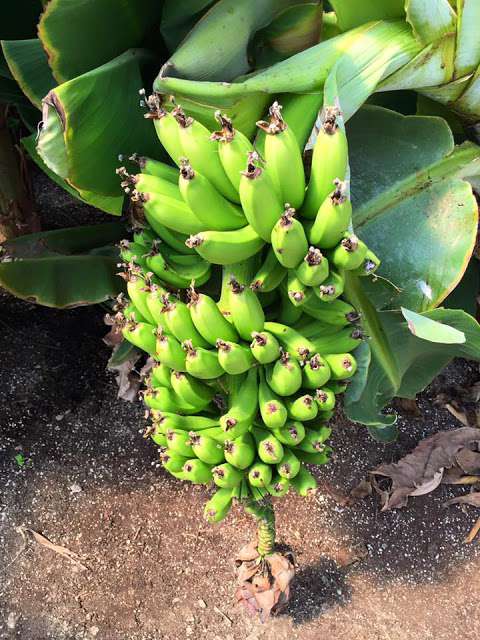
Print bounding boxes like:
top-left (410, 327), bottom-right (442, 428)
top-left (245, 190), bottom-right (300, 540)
top-left (0, 223), bottom-right (125, 308)
top-left (161, 0), bottom-right (316, 82)
top-left (38, 50), bottom-right (162, 197)
top-left (347, 106), bottom-right (480, 312)
top-left (343, 302), bottom-right (480, 440)
top-left (38, 0), bottom-right (165, 83)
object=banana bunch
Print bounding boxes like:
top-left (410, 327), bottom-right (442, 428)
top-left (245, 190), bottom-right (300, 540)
top-left (112, 94), bottom-right (380, 523)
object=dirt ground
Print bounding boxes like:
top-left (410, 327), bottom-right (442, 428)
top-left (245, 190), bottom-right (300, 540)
top-left (1, 174), bottom-right (480, 639)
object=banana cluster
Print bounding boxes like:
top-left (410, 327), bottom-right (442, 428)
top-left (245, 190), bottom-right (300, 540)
top-left (112, 95), bottom-right (380, 523)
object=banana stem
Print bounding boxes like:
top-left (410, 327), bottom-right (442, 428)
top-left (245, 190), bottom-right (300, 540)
top-left (245, 497), bottom-right (276, 557)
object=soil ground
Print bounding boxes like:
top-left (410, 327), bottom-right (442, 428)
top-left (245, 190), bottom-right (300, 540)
top-left (1, 173), bottom-right (480, 639)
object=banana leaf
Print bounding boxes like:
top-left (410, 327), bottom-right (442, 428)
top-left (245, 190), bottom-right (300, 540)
top-left (0, 223), bottom-right (125, 308)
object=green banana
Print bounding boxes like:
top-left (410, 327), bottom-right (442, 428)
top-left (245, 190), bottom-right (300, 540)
top-left (212, 463), bottom-right (244, 488)
top-left (183, 340), bottom-right (225, 380)
top-left (285, 393), bottom-right (318, 422)
top-left (248, 462), bottom-right (273, 488)
top-left (179, 159), bottom-right (246, 230)
top-left (140, 190), bottom-right (206, 235)
top-left (290, 465), bottom-right (317, 496)
top-left (216, 340), bottom-right (255, 375)
top-left (277, 286), bottom-right (304, 324)
top-left (267, 475), bottom-right (290, 498)
top-left (264, 321), bottom-right (316, 361)
top-left (256, 101), bottom-right (305, 209)
top-left (160, 450), bottom-right (189, 474)
top-left (313, 270), bottom-right (345, 302)
top-left (330, 233), bottom-right (368, 271)
top-left (146, 285), bottom-right (174, 333)
top-left (154, 413), bottom-right (219, 432)
top-left (250, 246), bottom-right (287, 292)
top-left (203, 487), bottom-right (235, 523)
top-left (118, 167), bottom-right (182, 202)
top-left (293, 449), bottom-right (331, 466)
top-left (133, 227), bottom-right (157, 246)
top-left (295, 247), bottom-right (329, 287)
top-left (188, 431), bottom-right (225, 465)
top-left (253, 427), bottom-right (284, 464)
top-left (271, 205), bottom-right (308, 268)
top-left (151, 363), bottom-right (173, 389)
top-left (141, 222), bottom-right (194, 255)
top-left (144, 96), bottom-right (184, 166)
top-left (311, 327), bottom-right (364, 355)
top-left (211, 112), bottom-right (254, 192)
top-left (119, 239), bottom-right (149, 270)
top-left (250, 331), bottom-right (281, 365)
top-left (315, 388), bottom-right (336, 412)
top-left (146, 243), bottom-right (211, 288)
top-left (302, 354), bottom-right (331, 389)
top-left (258, 368), bottom-right (288, 430)
top-left (351, 249), bottom-right (381, 276)
top-left (286, 270), bottom-right (312, 307)
top-left (174, 108), bottom-right (239, 202)
top-left (162, 297), bottom-right (210, 347)
top-left (124, 267), bottom-right (156, 325)
top-left (224, 432), bottom-right (256, 470)
top-left (277, 449), bottom-right (301, 479)
top-left (150, 429), bottom-right (168, 447)
top-left (155, 329), bottom-right (187, 371)
top-left (186, 225), bottom-right (265, 265)
top-left (296, 427), bottom-right (331, 453)
top-left (266, 350), bottom-right (303, 396)
top-left (188, 286), bottom-right (239, 345)
top-left (144, 388), bottom-right (199, 414)
top-left (122, 320), bottom-right (156, 355)
top-left (166, 429), bottom-right (194, 457)
top-left (324, 353), bottom-right (358, 379)
top-left (182, 458), bottom-right (213, 484)
top-left (308, 180), bottom-right (352, 248)
top-left (220, 368), bottom-right (258, 431)
top-left (303, 296), bottom-right (360, 326)
top-left (302, 107), bottom-right (348, 219)
top-left (228, 277), bottom-right (265, 341)
top-left (170, 371), bottom-right (215, 408)
top-left (239, 151), bottom-right (283, 241)
top-left (129, 153), bottom-right (178, 183)
top-left (328, 381), bottom-right (349, 395)
top-left (272, 421), bottom-right (305, 447)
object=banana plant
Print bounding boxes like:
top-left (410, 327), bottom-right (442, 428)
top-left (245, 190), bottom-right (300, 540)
top-left (155, 0), bottom-right (480, 135)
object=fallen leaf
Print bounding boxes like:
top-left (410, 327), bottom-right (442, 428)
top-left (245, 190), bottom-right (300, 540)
top-left (19, 528), bottom-right (89, 570)
top-left (465, 516), bottom-right (480, 544)
top-left (349, 479), bottom-right (372, 502)
top-left (394, 397), bottom-right (421, 417)
top-left (336, 543), bottom-right (369, 567)
top-left (443, 491), bottom-right (480, 508)
top-left (372, 428), bottom-right (480, 510)
top-left (456, 448), bottom-right (480, 474)
top-left (107, 346), bottom-right (142, 402)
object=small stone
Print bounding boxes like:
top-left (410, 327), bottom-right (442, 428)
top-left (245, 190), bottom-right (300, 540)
top-left (7, 612), bottom-right (19, 630)
top-left (89, 625), bottom-right (99, 637)
top-left (55, 414), bottom-right (65, 421)
top-left (197, 599), bottom-right (207, 609)
top-left (70, 483), bottom-right (82, 494)
top-left (186, 626), bottom-right (193, 636)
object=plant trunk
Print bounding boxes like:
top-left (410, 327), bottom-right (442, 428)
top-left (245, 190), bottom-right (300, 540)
top-left (0, 104), bottom-right (39, 242)
top-left (255, 500), bottom-right (276, 557)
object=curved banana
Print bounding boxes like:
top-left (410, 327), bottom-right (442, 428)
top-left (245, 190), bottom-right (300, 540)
top-left (259, 368), bottom-right (288, 430)
top-left (188, 286), bottom-right (239, 345)
top-left (250, 331), bottom-right (281, 365)
top-left (183, 340), bottom-right (225, 380)
top-left (144, 95), bottom-right (184, 166)
top-left (212, 112), bottom-right (254, 192)
top-left (302, 107), bottom-right (349, 219)
top-left (239, 151), bottom-right (283, 241)
top-left (179, 159), bottom-right (246, 230)
top-left (263, 321), bottom-right (316, 361)
top-left (330, 233), bottom-right (368, 271)
top-left (250, 246), bottom-right (287, 293)
top-left (309, 180), bottom-right (352, 248)
top-left (313, 269), bottom-right (345, 302)
top-left (228, 277), bottom-right (265, 341)
top-left (186, 225), bottom-right (264, 265)
top-left (271, 205), bottom-right (308, 269)
top-left (295, 247), bottom-right (329, 287)
top-left (257, 101), bottom-right (305, 209)
top-left (265, 350), bottom-right (303, 396)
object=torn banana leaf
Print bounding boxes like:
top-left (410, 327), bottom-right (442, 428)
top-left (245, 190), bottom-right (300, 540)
top-left (0, 223), bottom-right (125, 308)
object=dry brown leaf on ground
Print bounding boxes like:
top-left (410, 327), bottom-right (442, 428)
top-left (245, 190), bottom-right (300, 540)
top-left (443, 492), bottom-right (480, 509)
top-left (434, 382), bottom-right (480, 427)
top-left (235, 540), bottom-right (295, 622)
top-left (107, 345), bottom-right (142, 402)
top-left (372, 428), bottom-right (480, 510)
top-left (455, 448), bottom-right (480, 474)
top-left (349, 478), bottom-right (373, 502)
top-left (19, 528), bottom-right (89, 570)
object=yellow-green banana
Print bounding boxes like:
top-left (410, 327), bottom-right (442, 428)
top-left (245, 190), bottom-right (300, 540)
top-left (186, 225), bottom-right (264, 265)
top-left (308, 179), bottom-right (352, 248)
top-left (188, 286), bottom-right (239, 345)
top-left (256, 101), bottom-right (305, 209)
top-left (295, 247), bottom-right (329, 287)
top-left (211, 112), bottom-right (254, 192)
top-left (228, 277), bottom-right (265, 341)
top-left (183, 340), bottom-right (225, 380)
top-left (271, 206), bottom-right (308, 268)
top-left (179, 159), bottom-right (246, 230)
top-left (250, 246), bottom-right (287, 292)
top-left (330, 233), bottom-right (368, 271)
top-left (302, 107), bottom-right (349, 219)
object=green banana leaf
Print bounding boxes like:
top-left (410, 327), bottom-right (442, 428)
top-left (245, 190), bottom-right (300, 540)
top-left (343, 301), bottom-right (480, 440)
top-left (38, 0), bottom-right (164, 83)
top-left (347, 106), bottom-right (480, 312)
top-left (328, 0), bottom-right (405, 31)
top-left (38, 50), bottom-right (163, 197)
top-left (0, 223), bottom-right (125, 308)
top-left (1, 39), bottom-right (56, 110)
top-left (22, 134), bottom-right (124, 216)
top-left (160, 0), bottom-right (315, 82)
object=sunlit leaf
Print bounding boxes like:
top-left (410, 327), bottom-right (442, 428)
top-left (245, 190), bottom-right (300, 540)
top-left (401, 307), bottom-right (466, 344)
